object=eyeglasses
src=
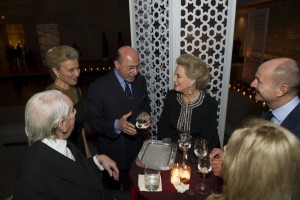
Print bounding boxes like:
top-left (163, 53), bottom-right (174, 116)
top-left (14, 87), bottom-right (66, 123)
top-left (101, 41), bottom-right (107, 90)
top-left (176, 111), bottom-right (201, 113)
top-left (119, 62), bottom-right (141, 72)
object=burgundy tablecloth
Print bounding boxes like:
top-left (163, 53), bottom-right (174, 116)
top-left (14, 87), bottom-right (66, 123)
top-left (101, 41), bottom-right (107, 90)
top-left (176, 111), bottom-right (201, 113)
top-left (129, 151), bottom-right (223, 200)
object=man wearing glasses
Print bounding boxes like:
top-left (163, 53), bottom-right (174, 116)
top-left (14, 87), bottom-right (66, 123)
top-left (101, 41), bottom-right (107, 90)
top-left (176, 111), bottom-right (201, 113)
top-left (87, 46), bottom-right (151, 191)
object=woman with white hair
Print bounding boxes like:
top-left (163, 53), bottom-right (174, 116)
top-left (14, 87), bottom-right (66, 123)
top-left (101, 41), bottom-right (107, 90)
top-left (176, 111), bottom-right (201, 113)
top-left (158, 54), bottom-right (220, 161)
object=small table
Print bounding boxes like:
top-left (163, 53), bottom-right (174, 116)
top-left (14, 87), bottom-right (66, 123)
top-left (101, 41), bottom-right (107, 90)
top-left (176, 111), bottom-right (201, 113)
top-left (129, 151), bottom-right (223, 200)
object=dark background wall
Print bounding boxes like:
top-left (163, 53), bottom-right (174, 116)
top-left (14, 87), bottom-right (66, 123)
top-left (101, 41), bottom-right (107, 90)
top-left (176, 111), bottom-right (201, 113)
top-left (0, 0), bottom-right (131, 65)
top-left (234, 0), bottom-right (300, 63)
top-left (1, 0), bottom-right (299, 65)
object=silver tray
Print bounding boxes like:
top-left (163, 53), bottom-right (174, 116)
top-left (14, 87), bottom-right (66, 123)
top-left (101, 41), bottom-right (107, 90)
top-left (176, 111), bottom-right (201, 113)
top-left (135, 139), bottom-right (177, 170)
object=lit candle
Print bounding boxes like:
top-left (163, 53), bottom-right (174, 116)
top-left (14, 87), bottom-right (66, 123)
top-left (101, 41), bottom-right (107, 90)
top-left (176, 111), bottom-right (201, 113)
top-left (171, 163), bottom-right (181, 185)
top-left (180, 165), bottom-right (191, 183)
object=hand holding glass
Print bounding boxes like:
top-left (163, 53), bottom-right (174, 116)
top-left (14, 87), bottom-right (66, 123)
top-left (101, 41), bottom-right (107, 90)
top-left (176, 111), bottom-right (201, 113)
top-left (136, 112), bottom-right (154, 142)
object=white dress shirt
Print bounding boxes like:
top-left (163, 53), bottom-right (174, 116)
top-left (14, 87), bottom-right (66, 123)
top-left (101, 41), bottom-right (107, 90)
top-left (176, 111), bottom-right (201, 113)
top-left (42, 138), bottom-right (104, 171)
top-left (271, 96), bottom-right (300, 125)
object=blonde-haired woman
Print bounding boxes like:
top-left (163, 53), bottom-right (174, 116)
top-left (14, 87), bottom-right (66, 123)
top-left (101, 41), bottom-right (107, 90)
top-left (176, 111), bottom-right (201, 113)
top-left (207, 118), bottom-right (300, 200)
top-left (158, 54), bottom-right (220, 158)
top-left (46, 45), bottom-right (90, 157)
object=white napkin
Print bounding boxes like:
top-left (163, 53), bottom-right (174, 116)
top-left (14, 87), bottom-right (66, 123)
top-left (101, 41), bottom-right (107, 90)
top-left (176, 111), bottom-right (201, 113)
top-left (138, 174), bottom-right (162, 192)
top-left (173, 182), bottom-right (189, 193)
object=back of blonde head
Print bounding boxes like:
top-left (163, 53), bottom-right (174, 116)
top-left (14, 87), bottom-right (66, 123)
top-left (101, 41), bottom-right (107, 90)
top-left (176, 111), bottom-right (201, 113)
top-left (212, 119), bottom-right (300, 200)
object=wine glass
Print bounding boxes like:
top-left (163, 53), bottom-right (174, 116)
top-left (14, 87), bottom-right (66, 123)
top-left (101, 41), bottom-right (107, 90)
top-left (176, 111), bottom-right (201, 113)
top-left (178, 133), bottom-right (192, 166)
top-left (136, 112), bottom-right (150, 129)
top-left (195, 157), bottom-right (212, 194)
top-left (136, 112), bottom-right (153, 142)
top-left (194, 138), bottom-right (208, 159)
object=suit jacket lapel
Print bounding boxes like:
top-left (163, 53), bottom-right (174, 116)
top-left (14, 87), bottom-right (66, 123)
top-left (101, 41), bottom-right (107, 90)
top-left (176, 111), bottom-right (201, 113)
top-left (281, 103), bottom-right (300, 131)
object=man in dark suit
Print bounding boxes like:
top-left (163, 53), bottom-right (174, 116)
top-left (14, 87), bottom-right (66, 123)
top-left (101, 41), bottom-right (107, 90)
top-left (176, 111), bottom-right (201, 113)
top-left (250, 57), bottom-right (300, 137)
top-left (14, 90), bottom-right (119, 200)
top-left (251, 58), bottom-right (300, 137)
top-left (210, 57), bottom-right (300, 177)
top-left (87, 46), bottom-right (151, 190)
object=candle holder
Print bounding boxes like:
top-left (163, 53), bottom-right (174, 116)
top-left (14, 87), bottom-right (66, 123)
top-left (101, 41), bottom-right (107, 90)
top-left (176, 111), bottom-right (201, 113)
top-left (171, 163), bottom-right (181, 185)
top-left (170, 163), bottom-right (191, 185)
top-left (180, 165), bottom-right (191, 183)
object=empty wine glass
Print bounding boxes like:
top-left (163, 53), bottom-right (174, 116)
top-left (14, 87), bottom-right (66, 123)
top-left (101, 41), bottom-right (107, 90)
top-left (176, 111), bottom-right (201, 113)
top-left (178, 133), bottom-right (192, 166)
top-left (195, 157), bottom-right (212, 194)
top-left (194, 138), bottom-right (208, 159)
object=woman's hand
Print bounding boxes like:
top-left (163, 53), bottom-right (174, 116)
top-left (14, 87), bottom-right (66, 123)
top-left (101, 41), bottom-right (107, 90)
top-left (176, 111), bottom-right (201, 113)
top-left (209, 148), bottom-right (224, 177)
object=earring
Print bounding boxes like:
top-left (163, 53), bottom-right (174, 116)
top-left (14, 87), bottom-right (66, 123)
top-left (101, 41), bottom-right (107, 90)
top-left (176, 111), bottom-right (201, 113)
top-left (188, 89), bottom-right (192, 95)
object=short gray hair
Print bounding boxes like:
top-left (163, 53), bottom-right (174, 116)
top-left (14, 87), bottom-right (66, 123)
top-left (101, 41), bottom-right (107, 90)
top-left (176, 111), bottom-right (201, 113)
top-left (25, 90), bottom-right (72, 145)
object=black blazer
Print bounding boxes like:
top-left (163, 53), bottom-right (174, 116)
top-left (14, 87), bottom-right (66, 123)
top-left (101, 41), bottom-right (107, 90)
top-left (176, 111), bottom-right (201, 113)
top-left (14, 141), bottom-right (105, 200)
top-left (158, 90), bottom-right (220, 150)
top-left (87, 70), bottom-right (151, 169)
top-left (261, 102), bottom-right (300, 138)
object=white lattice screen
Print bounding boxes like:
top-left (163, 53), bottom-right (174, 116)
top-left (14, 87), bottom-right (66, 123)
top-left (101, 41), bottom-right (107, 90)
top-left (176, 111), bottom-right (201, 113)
top-left (129, 0), bottom-right (236, 146)
top-left (243, 9), bottom-right (269, 83)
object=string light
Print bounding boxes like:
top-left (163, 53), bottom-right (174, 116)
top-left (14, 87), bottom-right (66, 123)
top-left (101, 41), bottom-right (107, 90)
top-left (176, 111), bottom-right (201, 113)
top-left (229, 82), bottom-right (264, 106)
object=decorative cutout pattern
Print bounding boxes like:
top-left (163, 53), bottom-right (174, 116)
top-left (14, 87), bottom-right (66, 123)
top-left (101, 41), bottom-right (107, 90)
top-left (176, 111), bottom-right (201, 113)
top-left (132, 0), bottom-right (170, 138)
top-left (243, 9), bottom-right (269, 83)
top-left (36, 24), bottom-right (60, 65)
top-left (179, 0), bottom-right (229, 101)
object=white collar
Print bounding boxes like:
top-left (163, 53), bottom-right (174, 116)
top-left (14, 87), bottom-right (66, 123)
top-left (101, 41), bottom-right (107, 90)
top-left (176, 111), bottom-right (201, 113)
top-left (42, 138), bottom-right (74, 160)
